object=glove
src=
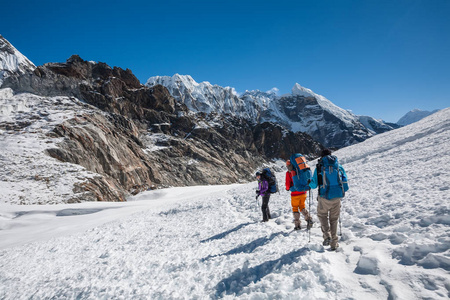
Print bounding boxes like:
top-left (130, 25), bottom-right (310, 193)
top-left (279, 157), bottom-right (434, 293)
top-left (307, 179), bottom-right (311, 184)
top-left (255, 190), bottom-right (260, 195)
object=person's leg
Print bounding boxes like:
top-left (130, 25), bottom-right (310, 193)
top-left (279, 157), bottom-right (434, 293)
top-left (261, 194), bottom-right (270, 221)
top-left (329, 198), bottom-right (341, 249)
top-left (291, 195), bottom-right (302, 229)
top-left (299, 194), bottom-right (311, 221)
top-left (317, 196), bottom-right (331, 243)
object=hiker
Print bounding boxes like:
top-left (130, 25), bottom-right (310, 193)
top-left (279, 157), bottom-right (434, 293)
top-left (256, 171), bottom-right (271, 222)
top-left (309, 149), bottom-right (349, 251)
top-left (286, 157), bottom-right (313, 230)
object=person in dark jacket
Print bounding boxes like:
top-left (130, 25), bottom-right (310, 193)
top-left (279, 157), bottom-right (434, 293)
top-left (256, 172), bottom-right (271, 222)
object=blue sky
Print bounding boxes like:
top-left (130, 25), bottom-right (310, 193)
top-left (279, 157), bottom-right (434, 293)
top-left (3, 0), bottom-right (449, 122)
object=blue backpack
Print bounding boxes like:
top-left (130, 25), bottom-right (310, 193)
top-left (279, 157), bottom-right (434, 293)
top-left (261, 168), bottom-right (278, 194)
top-left (317, 155), bottom-right (349, 200)
top-left (289, 154), bottom-right (312, 192)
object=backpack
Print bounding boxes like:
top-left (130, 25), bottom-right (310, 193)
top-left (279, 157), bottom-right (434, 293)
top-left (289, 154), bottom-right (312, 192)
top-left (261, 168), bottom-right (278, 194)
top-left (317, 155), bottom-right (349, 200)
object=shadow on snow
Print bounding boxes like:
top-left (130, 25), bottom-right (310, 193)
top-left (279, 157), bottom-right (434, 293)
top-left (202, 231), bottom-right (290, 261)
top-left (200, 222), bottom-right (255, 243)
top-left (214, 247), bottom-right (310, 298)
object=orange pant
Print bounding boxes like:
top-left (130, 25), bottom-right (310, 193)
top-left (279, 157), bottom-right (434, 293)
top-left (291, 194), bottom-right (307, 213)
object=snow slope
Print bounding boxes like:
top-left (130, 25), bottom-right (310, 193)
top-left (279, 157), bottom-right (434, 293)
top-left (0, 108), bottom-right (449, 299)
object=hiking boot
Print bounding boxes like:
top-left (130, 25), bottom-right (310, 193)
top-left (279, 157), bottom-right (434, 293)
top-left (330, 244), bottom-right (339, 251)
top-left (322, 237), bottom-right (331, 246)
top-left (293, 212), bottom-right (301, 229)
top-left (294, 225), bottom-right (301, 230)
top-left (306, 219), bottom-right (314, 230)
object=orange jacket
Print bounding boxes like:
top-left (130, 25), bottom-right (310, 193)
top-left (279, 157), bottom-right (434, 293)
top-left (285, 171), bottom-right (307, 196)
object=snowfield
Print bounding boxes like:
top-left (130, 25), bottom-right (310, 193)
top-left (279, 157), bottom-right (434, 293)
top-left (0, 108), bottom-right (449, 299)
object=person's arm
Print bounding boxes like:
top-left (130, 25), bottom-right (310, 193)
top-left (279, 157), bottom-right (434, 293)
top-left (339, 164), bottom-right (349, 192)
top-left (309, 168), bottom-right (318, 189)
top-left (339, 165), bottom-right (347, 178)
top-left (285, 171), bottom-right (292, 191)
top-left (260, 179), bottom-right (269, 195)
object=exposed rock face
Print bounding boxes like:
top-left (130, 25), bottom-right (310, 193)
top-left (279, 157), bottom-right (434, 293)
top-left (46, 113), bottom-right (155, 198)
top-left (253, 122), bottom-right (323, 160)
top-left (3, 55), bottom-right (178, 117)
top-left (2, 54), bottom-right (324, 202)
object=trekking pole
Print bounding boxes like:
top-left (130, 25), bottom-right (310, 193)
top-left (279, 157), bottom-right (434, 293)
top-left (308, 188), bottom-right (312, 243)
top-left (339, 203), bottom-right (342, 237)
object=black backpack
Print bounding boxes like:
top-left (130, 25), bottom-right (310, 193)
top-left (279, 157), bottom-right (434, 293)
top-left (261, 168), bottom-right (278, 193)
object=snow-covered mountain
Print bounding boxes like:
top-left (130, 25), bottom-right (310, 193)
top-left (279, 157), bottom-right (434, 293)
top-left (147, 74), bottom-right (396, 148)
top-left (0, 35), bottom-right (35, 86)
top-left (358, 115), bottom-right (400, 134)
top-left (146, 74), bottom-right (251, 117)
top-left (1, 108), bottom-right (449, 299)
top-left (397, 108), bottom-right (440, 126)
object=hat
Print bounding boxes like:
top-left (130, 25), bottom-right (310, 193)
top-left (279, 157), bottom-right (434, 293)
top-left (255, 171), bottom-right (262, 176)
top-left (320, 149), bottom-right (332, 157)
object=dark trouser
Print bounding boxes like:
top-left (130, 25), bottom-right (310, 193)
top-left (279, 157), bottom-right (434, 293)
top-left (261, 194), bottom-right (271, 221)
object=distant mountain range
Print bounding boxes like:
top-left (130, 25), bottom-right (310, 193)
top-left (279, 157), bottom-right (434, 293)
top-left (397, 109), bottom-right (440, 126)
top-left (147, 75), bottom-right (398, 148)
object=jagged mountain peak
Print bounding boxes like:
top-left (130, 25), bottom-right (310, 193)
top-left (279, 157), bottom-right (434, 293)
top-left (289, 83), bottom-right (357, 127)
top-left (291, 83), bottom-right (316, 98)
top-left (0, 35), bottom-right (36, 86)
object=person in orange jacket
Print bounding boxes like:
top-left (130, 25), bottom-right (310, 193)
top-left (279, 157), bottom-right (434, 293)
top-left (286, 160), bottom-right (313, 230)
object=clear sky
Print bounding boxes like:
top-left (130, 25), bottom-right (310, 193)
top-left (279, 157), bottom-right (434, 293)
top-left (2, 0), bottom-right (449, 122)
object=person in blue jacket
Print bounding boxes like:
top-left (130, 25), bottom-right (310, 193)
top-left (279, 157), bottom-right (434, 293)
top-left (309, 149), bottom-right (348, 251)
